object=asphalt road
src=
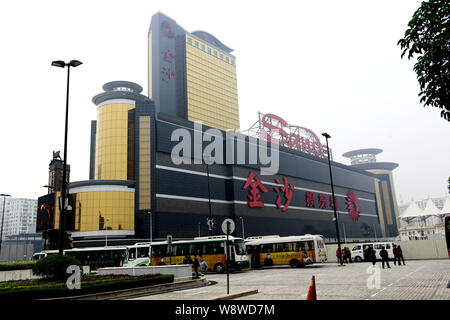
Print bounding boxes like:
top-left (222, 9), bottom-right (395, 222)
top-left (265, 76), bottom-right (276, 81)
top-left (130, 259), bottom-right (450, 300)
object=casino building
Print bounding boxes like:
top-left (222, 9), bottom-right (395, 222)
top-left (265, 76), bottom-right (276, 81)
top-left (37, 13), bottom-right (392, 248)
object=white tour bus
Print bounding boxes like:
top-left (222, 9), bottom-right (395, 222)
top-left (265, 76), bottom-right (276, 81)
top-left (32, 246), bottom-right (127, 269)
top-left (244, 234), bottom-right (327, 268)
top-left (123, 236), bottom-right (249, 273)
top-left (351, 242), bottom-right (395, 261)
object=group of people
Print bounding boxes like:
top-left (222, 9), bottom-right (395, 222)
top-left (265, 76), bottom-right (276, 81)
top-left (335, 247), bottom-right (353, 264)
top-left (362, 244), bottom-right (406, 269)
top-left (182, 255), bottom-right (208, 278)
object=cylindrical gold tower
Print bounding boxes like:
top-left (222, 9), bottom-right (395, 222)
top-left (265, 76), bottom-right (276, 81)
top-left (92, 81), bottom-right (143, 180)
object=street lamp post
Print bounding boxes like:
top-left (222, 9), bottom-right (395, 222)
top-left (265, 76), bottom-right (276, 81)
top-left (321, 133), bottom-right (344, 266)
top-left (0, 194), bottom-right (11, 258)
top-left (105, 218), bottom-right (110, 247)
top-left (148, 212), bottom-right (152, 266)
top-left (52, 59), bottom-right (82, 255)
top-left (205, 156), bottom-right (213, 236)
top-left (239, 217), bottom-right (245, 239)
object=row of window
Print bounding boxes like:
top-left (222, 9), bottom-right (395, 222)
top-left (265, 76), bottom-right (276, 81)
top-left (187, 37), bottom-right (235, 66)
top-left (251, 241), bottom-right (316, 254)
top-left (185, 50), bottom-right (236, 74)
top-left (186, 70), bottom-right (238, 95)
top-left (187, 89), bottom-right (239, 111)
top-left (187, 116), bottom-right (239, 131)
top-left (186, 57), bottom-right (237, 83)
top-left (188, 109), bottom-right (239, 126)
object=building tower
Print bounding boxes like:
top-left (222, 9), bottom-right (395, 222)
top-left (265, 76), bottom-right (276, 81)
top-left (148, 12), bottom-right (240, 131)
top-left (342, 148), bottom-right (400, 237)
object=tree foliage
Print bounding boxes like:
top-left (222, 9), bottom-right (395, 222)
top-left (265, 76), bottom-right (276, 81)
top-left (32, 254), bottom-right (81, 281)
top-left (398, 0), bottom-right (450, 121)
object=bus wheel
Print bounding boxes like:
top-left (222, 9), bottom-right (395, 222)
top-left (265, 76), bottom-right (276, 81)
top-left (289, 259), bottom-right (299, 268)
top-left (355, 256), bottom-right (362, 262)
top-left (214, 263), bottom-right (225, 274)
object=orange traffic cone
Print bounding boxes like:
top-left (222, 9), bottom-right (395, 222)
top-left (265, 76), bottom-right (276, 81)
top-left (306, 275), bottom-right (317, 300)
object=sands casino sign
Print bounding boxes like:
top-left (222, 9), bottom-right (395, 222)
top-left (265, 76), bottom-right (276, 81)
top-left (259, 113), bottom-right (329, 159)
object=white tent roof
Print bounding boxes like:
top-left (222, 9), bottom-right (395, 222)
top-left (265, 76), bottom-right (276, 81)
top-left (400, 200), bottom-right (424, 219)
top-left (420, 197), bottom-right (440, 217)
top-left (438, 195), bottom-right (450, 217)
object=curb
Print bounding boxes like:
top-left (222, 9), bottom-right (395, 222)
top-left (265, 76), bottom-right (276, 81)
top-left (38, 276), bottom-right (208, 300)
top-left (210, 289), bottom-right (259, 300)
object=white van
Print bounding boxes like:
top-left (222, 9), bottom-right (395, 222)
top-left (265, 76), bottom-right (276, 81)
top-left (351, 242), bottom-right (395, 261)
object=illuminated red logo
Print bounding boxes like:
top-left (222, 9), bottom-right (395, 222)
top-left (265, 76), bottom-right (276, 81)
top-left (242, 171), bottom-right (268, 208)
top-left (346, 190), bottom-right (360, 221)
top-left (259, 113), bottom-right (328, 159)
top-left (161, 21), bottom-right (175, 38)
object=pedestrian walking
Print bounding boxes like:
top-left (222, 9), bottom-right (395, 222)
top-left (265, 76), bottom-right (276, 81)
top-left (342, 248), bottom-right (348, 264)
top-left (193, 255), bottom-right (200, 278)
top-left (397, 245), bottom-right (406, 265)
top-left (380, 246), bottom-right (390, 269)
top-left (336, 248), bottom-right (343, 264)
top-left (370, 247), bottom-right (376, 266)
top-left (393, 244), bottom-right (399, 266)
top-left (199, 256), bottom-right (208, 272)
top-left (345, 247), bottom-right (352, 263)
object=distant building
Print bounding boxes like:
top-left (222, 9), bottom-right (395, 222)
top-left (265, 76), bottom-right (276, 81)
top-left (0, 197), bottom-right (38, 239)
top-left (342, 148), bottom-right (400, 238)
top-left (397, 196), bottom-right (449, 240)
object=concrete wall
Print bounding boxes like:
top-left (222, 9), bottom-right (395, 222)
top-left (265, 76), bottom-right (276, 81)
top-left (0, 269), bottom-right (41, 282)
top-left (325, 238), bottom-right (448, 262)
top-left (98, 264), bottom-right (192, 281)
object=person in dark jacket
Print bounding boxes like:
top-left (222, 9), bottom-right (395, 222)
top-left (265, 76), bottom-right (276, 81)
top-left (397, 246), bottom-right (406, 265)
top-left (192, 256), bottom-right (200, 278)
top-left (380, 246), bottom-right (390, 269)
top-left (393, 245), bottom-right (399, 266)
top-left (370, 248), bottom-right (376, 266)
top-left (345, 247), bottom-right (352, 263)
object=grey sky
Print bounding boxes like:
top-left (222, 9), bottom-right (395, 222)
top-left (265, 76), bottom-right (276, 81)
top-left (0, 0), bottom-right (448, 205)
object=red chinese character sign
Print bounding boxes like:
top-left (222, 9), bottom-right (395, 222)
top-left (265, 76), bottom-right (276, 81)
top-left (346, 190), bottom-right (360, 221)
top-left (273, 177), bottom-right (294, 212)
top-left (162, 48), bottom-right (175, 63)
top-left (242, 171), bottom-right (268, 208)
top-left (161, 21), bottom-right (175, 38)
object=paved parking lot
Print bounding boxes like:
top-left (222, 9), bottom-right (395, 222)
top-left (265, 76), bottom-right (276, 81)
top-left (131, 259), bottom-right (449, 300)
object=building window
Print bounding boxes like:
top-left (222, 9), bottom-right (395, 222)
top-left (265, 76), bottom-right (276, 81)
top-left (195, 41), bottom-right (199, 48)
top-left (201, 44), bottom-right (205, 51)
top-left (220, 53), bottom-right (223, 60)
top-left (214, 51), bottom-right (217, 57)
top-left (188, 38), bottom-right (192, 45)
top-left (208, 47), bottom-right (211, 54)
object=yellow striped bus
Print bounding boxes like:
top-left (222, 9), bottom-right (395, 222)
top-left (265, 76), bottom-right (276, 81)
top-left (245, 235), bottom-right (327, 268)
top-left (123, 236), bottom-right (249, 273)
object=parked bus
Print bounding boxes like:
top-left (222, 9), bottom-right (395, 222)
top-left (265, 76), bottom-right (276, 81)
top-left (350, 242), bottom-right (395, 262)
top-left (244, 235), bottom-right (327, 268)
top-left (123, 236), bottom-right (249, 273)
top-left (445, 215), bottom-right (450, 258)
top-left (32, 246), bottom-right (127, 270)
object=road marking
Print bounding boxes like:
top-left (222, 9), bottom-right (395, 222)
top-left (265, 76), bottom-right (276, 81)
top-left (366, 266), bottom-right (425, 300)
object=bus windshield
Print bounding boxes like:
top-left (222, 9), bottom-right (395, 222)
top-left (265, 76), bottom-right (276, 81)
top-left (234, 240), bottom-right (246, 256)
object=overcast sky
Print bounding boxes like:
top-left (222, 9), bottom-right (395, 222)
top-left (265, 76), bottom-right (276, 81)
top-left (0, 0), bottom-right (448, 206)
